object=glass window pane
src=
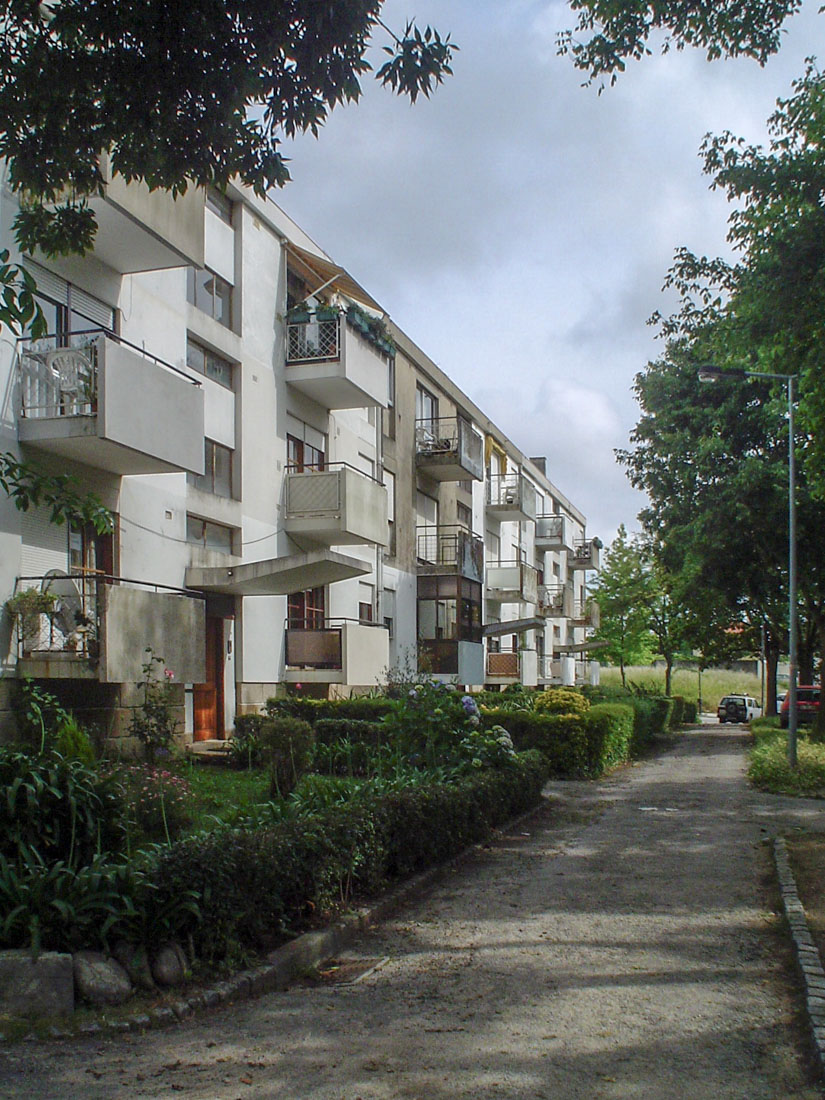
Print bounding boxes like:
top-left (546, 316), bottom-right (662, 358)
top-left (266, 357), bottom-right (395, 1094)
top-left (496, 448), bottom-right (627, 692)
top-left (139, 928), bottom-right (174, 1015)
top-left (213, 443), bottom-right (232, 498)
top-left (204, 520), bottom-right (232, 553)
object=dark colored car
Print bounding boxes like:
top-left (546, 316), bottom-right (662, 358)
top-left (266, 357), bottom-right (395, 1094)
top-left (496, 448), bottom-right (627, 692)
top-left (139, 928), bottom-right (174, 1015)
top-left (779, 686), bottom-right (820, 728)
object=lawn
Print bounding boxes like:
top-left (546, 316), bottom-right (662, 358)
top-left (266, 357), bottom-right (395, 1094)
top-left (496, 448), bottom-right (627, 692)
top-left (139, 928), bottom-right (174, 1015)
top-left (748, 724), bottom-right (825, 798)
top-left (598, 665), bottom-right (767, 711)
top-left (182, 761), bottom-right (271, 831)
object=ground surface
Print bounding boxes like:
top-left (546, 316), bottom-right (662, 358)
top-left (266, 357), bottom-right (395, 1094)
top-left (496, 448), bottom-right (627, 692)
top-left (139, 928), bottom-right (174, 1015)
top-left (2, 725), bottom-right (824, 1099)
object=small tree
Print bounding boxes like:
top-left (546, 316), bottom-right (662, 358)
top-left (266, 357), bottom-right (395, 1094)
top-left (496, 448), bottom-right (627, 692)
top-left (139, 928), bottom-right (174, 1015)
top-left (590, 525), bottom-right (655, 686)
top-left (129, 650), bottom-right (179, 763)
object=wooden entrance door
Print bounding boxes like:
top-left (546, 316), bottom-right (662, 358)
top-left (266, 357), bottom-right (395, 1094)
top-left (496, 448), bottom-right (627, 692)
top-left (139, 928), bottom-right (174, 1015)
top-left (194, 617), bottom-right (225, 741)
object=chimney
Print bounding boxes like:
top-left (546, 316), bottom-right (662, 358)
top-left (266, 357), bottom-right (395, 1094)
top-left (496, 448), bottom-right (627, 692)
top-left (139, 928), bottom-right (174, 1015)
top-left (529, 456), bottom-right (547, 475)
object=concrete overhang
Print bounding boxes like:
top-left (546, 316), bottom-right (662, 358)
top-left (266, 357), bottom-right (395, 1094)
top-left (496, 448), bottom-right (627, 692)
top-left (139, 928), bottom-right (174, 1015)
top-left (483, 617), bottom-right (545, 637)
top-left (554, 640), bottom-right (609, 654)
top-left (185, 550), bottom-right (371, 596)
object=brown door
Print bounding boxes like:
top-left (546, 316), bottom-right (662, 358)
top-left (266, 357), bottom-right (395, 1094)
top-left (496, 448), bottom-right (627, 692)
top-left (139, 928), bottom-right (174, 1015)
top-left (194, 617), bottom-right (225, 741)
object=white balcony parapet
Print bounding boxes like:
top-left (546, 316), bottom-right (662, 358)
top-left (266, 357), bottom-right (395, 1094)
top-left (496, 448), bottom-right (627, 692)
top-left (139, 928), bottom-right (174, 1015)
top-left (486, 472), bottom-right (537, 522)
top-left (17, 331), bottom-right (204, 476)
top-left (485, 561), bottom-right (538, 604)
top-left (568, 538), bottom-right (602, 571)
top-left (285, 309), bottom-right (389, 409)
top-left (415, 416), bottom-right (483, 481)
top-left (537, 583), bottom-right (574, 618)
top-left (284, 618), bottom-right (389, 686)
top-left (535, 514), bottom-right (574, 553)
top-left (284, 463), bottom-right (388, 547)
top-left (572, 599), bottom-right (600, 629)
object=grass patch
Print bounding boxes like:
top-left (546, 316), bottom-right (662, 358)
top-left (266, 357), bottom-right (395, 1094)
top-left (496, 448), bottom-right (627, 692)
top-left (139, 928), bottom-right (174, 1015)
top-left (749, 727), bottom-right (825, 797)
top-left (182, 763), bottom-right (270, 831)
top-left (599, 665), bottom-right (766, 709)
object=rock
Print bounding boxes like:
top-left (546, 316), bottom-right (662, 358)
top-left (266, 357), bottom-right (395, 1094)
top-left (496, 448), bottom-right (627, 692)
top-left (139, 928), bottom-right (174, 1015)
top-left (72, 951), bottom-right (132, 1006)
top-left (113, 941), bottom-right (156, 991)
top-left (151, 943), bottom-right (188, 987)
top-left (0, 950), bottom-right (74, 1018)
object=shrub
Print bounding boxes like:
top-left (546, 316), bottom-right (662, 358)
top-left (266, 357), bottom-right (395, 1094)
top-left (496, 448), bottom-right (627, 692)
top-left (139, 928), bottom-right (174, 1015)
top-left (129, 648), bottom-right (179, 763)
top-left (264, 695), bottom-right (393, 725)
top-left (481, 707), bottom-right (589, 777)
top-left (260, 717), bottom-right (315, 798)
top-left (534, 687), bottom-right (590, 717)
top-left (54, 713), bottom-right (96, 764)
top-left (584, 704), bottom-right (634, 774)
top-left (0, 748), bottom-right (127, 869)
top-left (11, 679), bottom-right (69, 754)
top-left (749, 729), bottom-right (825, 796)
top-left (313, 717), bottom-right (386, 747)
top-left (228, 713), bottom-right (268, 770)
top-left (114, 764), bottom-right (192, 844)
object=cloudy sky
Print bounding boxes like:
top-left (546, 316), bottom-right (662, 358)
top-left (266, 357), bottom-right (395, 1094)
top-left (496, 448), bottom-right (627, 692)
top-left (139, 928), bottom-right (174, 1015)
top-left (278, 0), bottom-right (822, 545)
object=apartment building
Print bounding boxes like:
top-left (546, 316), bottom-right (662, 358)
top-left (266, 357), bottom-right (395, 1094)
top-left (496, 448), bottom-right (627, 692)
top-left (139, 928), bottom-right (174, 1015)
top-left (0, 172), bottom-right (599, 747)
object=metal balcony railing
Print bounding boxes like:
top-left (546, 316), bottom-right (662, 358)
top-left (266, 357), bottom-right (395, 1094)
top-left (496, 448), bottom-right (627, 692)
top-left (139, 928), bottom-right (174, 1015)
top-left (486, 649), bottom-right (520, 678)
top-left (414, 416), bottom-right (483, 479)
top-left (416, 525), bottom-right (484, 578)
top-left (285, 312), bottom-right (341, 363)
top-left (537, 583), bottom-right (571, 617)
top-left (18, 329), bottom-right (199, 420)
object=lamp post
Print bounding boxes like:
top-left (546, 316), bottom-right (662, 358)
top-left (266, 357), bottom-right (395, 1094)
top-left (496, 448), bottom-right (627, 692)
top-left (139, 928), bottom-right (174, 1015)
top-left (697, 365), bottom-right (798, 766)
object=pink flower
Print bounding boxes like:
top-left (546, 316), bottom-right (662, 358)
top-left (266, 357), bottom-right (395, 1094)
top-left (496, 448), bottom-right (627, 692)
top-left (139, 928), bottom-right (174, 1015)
top-left (164, 669), bottom-right (175, 680)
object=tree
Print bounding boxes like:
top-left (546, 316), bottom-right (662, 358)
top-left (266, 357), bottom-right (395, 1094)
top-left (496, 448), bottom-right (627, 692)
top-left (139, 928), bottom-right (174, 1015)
top-left (558, 1), bottom-right (805, 86)
top-left (589, 525), bottom-right (655, 686)
top-left (0, 2), bottom-right (456, 258)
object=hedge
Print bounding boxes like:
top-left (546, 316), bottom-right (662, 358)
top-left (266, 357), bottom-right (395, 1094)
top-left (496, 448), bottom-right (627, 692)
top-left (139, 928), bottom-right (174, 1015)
top-left (480, 704), bottom-right (635, 779)
top-left (148, 750), bottom-right (549, 962)
top-left (264, 696), bottom-right (394, 725)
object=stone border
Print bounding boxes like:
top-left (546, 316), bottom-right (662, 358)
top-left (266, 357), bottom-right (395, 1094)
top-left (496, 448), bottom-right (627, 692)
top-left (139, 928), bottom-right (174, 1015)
top-left (5, 801), bottom-right (548, 1042)
top-left (773, 836), bottom-right (825, 1073)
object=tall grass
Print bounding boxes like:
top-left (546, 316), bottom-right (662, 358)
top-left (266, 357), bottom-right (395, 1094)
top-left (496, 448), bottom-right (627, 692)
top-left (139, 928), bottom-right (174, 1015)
top-left (749, 726), bottom-right (825, 797)
top-left (597, 665), bottom-right (766, 711)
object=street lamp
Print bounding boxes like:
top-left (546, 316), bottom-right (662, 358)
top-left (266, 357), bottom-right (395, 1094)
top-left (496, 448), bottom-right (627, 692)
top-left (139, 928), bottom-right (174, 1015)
top-left (697, 365), bottom-right (798, 767)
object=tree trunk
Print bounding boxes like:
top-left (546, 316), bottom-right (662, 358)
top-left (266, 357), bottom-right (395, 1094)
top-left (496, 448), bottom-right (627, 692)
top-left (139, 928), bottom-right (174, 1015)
top-left (664, 656), bottom-right (673, 697)
top-left (765, 633), bottom-right (781, 716)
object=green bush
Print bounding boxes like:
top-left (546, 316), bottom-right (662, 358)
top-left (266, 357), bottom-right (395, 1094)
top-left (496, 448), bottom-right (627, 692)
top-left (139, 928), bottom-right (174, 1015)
top-left (54, 713), bottom-right (96, 764)
top-left (148, 751), bottom-right (548, 962)
top-left (228, 713), bottom-right (268, 769)
top-left (481, 708), bottom-right (590, 777)
top-left (313, 718), bottom-right (385, 747)
top-left (534, 687), bottom-right (590, 717)
top-left (584, 704), bottom-right (634, 774)
top-left (0, 748), bottom-right (127, 869)
top-left (749, 729), bottom-right (825, 796)
top-left (260, 717), bottom-right (315, 798)
top-left (264, 695), bottom-right (393, 725)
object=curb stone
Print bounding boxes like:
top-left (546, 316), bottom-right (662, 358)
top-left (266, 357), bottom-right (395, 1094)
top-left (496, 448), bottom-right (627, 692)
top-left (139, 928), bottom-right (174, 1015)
top-left (773, 835), bottom-right (825, 1077)
top-left (0, 799), bottom-right (549, 1043)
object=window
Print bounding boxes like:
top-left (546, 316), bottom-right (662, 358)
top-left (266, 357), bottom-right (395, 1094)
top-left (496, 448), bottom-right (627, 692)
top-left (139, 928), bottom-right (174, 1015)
top-left (206, 188), bottom-right (233, 225)
top-left (26, 261), bottom-right (115, 339)
top-left (288, 586), bottom-right (325, 629)
top-left (417, 576), bottom-right (482, 643)
top-left (359, 582), bottom-right (374, 623)
top-left (287, 434), bottom-right (324, 472)
top-left (186, 338), bottom-right (233, 388)
top-left (187, 266), bottom-right (232, 327)
top-left (186, 515), bottom-right (233, 553)
top-left (188, 440), bottom-right (233, 498)
top-left (384, 470), bottom-right (396, 557)
top-left (416, 384), bottom-right (438, 429)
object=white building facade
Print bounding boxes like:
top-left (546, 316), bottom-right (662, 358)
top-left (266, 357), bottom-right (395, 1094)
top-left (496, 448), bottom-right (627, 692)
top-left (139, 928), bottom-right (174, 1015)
top-left (0, 174), bottom-right (599, 748)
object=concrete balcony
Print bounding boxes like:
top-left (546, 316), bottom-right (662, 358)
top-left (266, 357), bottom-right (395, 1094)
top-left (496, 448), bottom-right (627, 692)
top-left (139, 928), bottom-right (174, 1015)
top-left (535, 514), bottom-right (574, 553)
top-left (568, 538), bottom-right (602, 571)
top-left (285, 310), bottom-right (389, 409)
top-left (572, 599), bottom-right (600, 629)
top-left (418, 640), bottom-right (484, 684)
top-left (416, 525), bottom-right (484, 583)
top-left (486, 561), bottom-right (538, 604)
top-left (17, 332), bottom-right (204, 476)
top-left (284, 619), bottom-right (389, 688)
top-left (536, 656), bottom-right (562, 684)
top-left (284, 464), bottom-right (388, 547)
top-left (415, 416), bottom-right (483, 482)
top-left (485, 648), bottom-right (537, 687)
top-left (90, 155), bottom-right (205, 273)
top-left (537, 583), bottom-right (574, 619)
top-left (486, 473), bottom-right (537, 523)
top-left (12, 573), bottom-right (205, 684)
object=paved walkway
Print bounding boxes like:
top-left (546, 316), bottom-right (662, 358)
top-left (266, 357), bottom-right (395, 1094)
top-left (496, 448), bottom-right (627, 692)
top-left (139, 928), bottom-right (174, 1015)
top-left (2, 726), bottom-right (824, 1098)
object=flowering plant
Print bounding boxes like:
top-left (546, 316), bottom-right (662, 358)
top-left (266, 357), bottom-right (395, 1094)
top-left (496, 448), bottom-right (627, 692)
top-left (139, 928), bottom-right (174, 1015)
top-left (382, 681), bottom-right (491, 769)
top-left (107, 763), bottom-right (191, 844)
top-left (459, 724), bottom-right (517, 770)
top-left (129, 648), bottom-right (179, 763)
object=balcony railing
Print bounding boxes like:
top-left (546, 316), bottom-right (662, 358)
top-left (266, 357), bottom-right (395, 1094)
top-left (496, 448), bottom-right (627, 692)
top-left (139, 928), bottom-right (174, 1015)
top-left (485, 560), bottom-right (538, 604)
top-left (415, 416), bottom-right (484, 481)
top-left (535, 514), bottom-right (573, 553)
top-left (284, 310), bottom-right (389, 408)
top-left (486, 473), bottom-right (537, 522)
top-left (572, 599), bottom-right (600, 629)
top-left (537, 583), bottom-right (573, 618)
top-left (17, 330), bottom-right (204, 475)
top-left (284, 462), bottom-right (388, 547)
top-left (416, 525), bottom-right (484, 582)
top-left (568, 538), bottom-right (601, 571)
top-left (10, 573), bottom-right (205, 682)
top-left (485, 649), bottom-right (520, 679)
top-left (536, 656), bottom-right (562, 683)
top-left (284, 617), bottom-right (390, 683)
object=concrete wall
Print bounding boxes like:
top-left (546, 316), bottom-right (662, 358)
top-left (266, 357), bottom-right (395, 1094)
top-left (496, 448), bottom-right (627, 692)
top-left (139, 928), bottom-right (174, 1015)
top-left (101, 586), bottom-right (206, 684)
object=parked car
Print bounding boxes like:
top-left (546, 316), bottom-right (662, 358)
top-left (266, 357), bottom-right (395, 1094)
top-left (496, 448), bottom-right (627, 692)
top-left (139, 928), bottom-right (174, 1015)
top-left (717, 695), bottom-right (762, 723)
top-left (779, 686), bottom-right (820, 728)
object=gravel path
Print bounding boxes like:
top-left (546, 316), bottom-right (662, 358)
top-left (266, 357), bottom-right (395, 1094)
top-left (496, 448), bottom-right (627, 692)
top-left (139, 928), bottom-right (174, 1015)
top-left (2, 725), bottom-right (824, 1099)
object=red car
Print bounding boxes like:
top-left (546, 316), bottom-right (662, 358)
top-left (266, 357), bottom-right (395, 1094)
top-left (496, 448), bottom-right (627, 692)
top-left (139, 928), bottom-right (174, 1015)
top-left (779, 686), bottom-right (820, 728)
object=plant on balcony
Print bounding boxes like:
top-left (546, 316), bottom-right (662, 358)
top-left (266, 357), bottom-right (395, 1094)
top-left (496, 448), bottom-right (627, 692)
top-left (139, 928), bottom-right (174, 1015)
top-left (345, 303), bottom-right (396, 357)
top-left (315, 302), bottom-right (339, 322)
top-left (286, 303), bottom-right (311, 324)
top-left (5, 587), bottom-right (56, 654)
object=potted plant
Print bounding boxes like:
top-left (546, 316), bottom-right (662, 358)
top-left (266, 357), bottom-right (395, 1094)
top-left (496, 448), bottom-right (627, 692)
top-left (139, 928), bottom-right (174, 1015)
top-left (286, 302), bottom-right (311, 324)
top-left (5, 588), bottom-right (57, 654)
top-left (315, 302), bottom-right (339, 322)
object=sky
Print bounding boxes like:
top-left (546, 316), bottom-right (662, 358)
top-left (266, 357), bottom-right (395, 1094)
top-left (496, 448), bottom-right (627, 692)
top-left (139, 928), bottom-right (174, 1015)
top-left (278, 0), bottom-right (823, 545)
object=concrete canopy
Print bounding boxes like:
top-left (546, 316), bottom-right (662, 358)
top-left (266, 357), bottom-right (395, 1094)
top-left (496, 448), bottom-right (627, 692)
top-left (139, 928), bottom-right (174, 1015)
top-left (483, 617), bottom-right (545, 637)
top-left (185, 550), bottom-right (371, 596)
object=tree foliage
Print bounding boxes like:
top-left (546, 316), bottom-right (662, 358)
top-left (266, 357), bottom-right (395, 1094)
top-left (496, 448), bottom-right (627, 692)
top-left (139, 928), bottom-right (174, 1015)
top-left (589, 525), bottom-right (655, 685)
top-left (559, 0), bottom-right (804, 85)
top-left (0, 453), bottom-right (112, 534)
top-left (0, 1), bottom-right (456, 257)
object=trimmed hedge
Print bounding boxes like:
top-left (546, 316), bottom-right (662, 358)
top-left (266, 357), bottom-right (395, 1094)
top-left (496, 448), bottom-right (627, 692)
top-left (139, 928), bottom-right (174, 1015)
top-left (148, 750), bottom-right (548, 961)
top-left (264, 696), bottom-right (394, 725)
top-left (480, 704), bottom-right (635, 779)
top-left (313, 718), bottom-right (386, 747)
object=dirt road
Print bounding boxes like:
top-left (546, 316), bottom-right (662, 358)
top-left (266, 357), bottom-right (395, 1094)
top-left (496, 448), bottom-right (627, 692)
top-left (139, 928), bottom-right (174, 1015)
top-left (2, 725), bottom-right (823, 1099)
